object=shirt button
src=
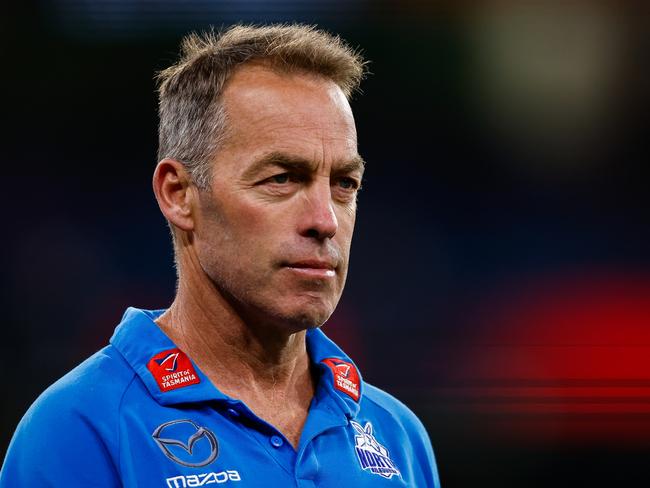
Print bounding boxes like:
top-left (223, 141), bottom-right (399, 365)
top-left (226, 408), bottom-right (240, 418)
top-left (270, 435), bottom-right (284, 448)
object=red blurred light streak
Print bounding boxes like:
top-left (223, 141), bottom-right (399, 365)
top-left (438, 270), bottom-right (650, 444)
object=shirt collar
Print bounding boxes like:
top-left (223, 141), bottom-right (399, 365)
top-left (110, 307), bottom-right (363, 416)
top-left (110, 307), bottom-right (228, 406)
top-left (306, 327), bottom-right (363, 419)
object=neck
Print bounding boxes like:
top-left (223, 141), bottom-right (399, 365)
top-left (155, 248), bottom-right (313, 395)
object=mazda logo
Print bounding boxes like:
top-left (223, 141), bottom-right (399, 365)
top-left (152, 419), bottom-right (219, 468)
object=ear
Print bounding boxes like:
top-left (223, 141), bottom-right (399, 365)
top-left (351, 422), bottom-right (365, 435)
top-left (364, 423), bottom-right (373, 436)
top-left (152, 158), bottom-right (197, 233)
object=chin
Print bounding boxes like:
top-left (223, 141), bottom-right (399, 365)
top-left (249, 288), bottom-right (340, 332)
top-left (275, 300), bottom-right (336, 331)
top-left (284, 309), bottom-right (332, 330)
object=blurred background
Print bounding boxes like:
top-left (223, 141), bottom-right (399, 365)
top-left (2, 1), bottom-right (649, 486)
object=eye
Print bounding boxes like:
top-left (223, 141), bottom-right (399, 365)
top-left (270, 173), bottom-right (290, 184)
top-left (336, 177), bottom-right (359, 190)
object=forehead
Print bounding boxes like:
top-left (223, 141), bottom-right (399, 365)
top-left (219, 64), bottom-right (357, 160)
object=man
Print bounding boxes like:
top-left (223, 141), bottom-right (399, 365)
top-left (1, 24), bottom-right (441, 487)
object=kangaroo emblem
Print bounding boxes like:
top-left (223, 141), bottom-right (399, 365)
top-left (351, 421), bottom-right (400, 479)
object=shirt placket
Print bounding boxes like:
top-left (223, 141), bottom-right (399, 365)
top-left (216, 399), bottom-right (299, 481)
top-left (293, 389), bottom-right (350, 487)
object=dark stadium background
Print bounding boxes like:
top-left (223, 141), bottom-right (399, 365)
top-left (3, 1), bottom-right (649, 486)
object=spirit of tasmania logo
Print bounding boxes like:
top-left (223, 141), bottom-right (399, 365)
top-left (147, 348), bottom-right (200, 392)
top-left (351, 421), bottom-right (400, 480)
top-left (321, 358), bottom-right (360, 401)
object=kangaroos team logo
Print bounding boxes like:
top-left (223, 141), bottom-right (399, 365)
top-left (147, 348), bottom-right (200, 392)
top-left (351, 421), bottom-right (400, 479)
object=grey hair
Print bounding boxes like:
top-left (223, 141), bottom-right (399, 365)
top-left (156, 23), bottom-right (368, 190)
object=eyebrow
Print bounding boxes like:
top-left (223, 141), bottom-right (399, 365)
top-left (241, 151), bottom-right (366, 181)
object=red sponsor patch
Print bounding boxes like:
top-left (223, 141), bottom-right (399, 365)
top-left (147, 348), bottom-right (200, 392)
top-left (322, 358), bottom-right (360, 402)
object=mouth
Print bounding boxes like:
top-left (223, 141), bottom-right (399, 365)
top-left (282, 259), bottom-right (337, 278)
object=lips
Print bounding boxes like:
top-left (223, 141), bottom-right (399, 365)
top-left (282, 259), bottom-right (337, 278)
top-left (287, 260), bottom-right (336, 270)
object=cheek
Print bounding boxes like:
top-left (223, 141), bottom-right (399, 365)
top-left (336, 211), bottom-right (356, 252)
top-left (232, 203), bottom-right (296, 254)
top-left (198, 198), bottom-right (289, 268)
top-left (200, 194), bottom-right (268, 238)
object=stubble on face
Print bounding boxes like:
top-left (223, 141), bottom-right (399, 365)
top-left (190, 63), bottom-right (363, 334)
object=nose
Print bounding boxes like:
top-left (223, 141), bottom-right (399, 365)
top-left (298, 180), bottom-right (338, 240)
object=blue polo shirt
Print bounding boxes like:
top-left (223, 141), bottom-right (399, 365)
top-left (1, 307), bottom-right (440, 487)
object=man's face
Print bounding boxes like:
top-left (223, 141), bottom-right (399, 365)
top-left (191, 64), bottom-right (363, 332)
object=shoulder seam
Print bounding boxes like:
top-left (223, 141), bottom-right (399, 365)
top-left (363, 389), bottom-right (404, 424)
top-left (362, 384), bottom-right (422, 428)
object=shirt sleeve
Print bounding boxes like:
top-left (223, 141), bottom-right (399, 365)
top-left (1, 393), bottom-right (121, 487)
